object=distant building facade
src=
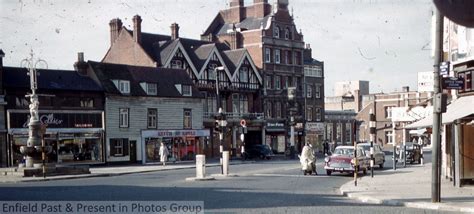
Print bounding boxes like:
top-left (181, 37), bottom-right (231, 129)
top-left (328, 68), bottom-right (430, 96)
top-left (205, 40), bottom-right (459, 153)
top-left (303, 44), bottom-right (325, 152)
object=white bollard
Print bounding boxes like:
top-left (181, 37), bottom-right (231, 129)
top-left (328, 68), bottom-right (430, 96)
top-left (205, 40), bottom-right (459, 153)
top-left (222, 151), bottom-right (229, 175)
top-left (196, 155), bottom-right (206, 179)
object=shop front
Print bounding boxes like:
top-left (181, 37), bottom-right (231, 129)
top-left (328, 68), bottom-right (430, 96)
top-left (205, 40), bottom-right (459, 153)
top-left (141, 129), bottom-right (210, 164)
top-left (7, 110), bottom-right (105, 166)
top-left (265, 122), bottom-right (286, 154)
top-left (305, 122), bottom-right (325, 152)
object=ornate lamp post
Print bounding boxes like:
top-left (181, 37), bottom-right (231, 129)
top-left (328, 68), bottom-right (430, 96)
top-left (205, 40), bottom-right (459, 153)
top-left (19, 50), bottom-right (49, 168)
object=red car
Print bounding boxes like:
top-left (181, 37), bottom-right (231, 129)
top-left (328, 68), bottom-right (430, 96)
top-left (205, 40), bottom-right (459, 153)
top-left (324, 146), bottom-right (369, 176)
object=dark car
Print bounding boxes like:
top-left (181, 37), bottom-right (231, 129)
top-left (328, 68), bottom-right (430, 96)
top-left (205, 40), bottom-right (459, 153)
top-left (245, 144), bottom-right (274, 160)
top-left (397, 142), bottom-right (422, 164)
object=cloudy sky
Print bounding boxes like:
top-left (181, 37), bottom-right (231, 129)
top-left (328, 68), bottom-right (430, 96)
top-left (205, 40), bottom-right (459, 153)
top-left (0, 0), bottom-right (435, 95)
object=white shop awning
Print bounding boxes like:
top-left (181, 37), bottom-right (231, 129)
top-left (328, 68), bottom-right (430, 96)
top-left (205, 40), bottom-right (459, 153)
top-left (405, 95), bottom-right (474, 129)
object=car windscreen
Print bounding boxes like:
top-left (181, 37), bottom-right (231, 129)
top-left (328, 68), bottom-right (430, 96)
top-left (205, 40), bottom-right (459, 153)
top-left (334, 148), bottom-right (354, 156)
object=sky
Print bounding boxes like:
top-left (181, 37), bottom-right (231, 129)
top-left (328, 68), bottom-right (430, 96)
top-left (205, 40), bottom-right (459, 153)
top-left (0, 0), bottom-right (435, 96)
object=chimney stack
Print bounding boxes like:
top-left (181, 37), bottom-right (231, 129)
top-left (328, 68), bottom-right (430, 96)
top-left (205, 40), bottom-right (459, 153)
top-left (171, 23), bottom-right (180, 40)
top-left (133, 15), bottom-right (142, 44)
top-left (402, 86), bottom-right (410, 92)
top-left (230, 0), bottom-right (244, 7)
top-left (74, 52), bottom-right (88, 76)
top-left (109, 18), bottom-right (123, 45)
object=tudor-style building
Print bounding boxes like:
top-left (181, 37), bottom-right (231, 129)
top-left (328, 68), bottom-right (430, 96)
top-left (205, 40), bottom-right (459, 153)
top-left (201, 0), bottom-right (306, 154)
top-left (101, 15), bottom-right (263, 158)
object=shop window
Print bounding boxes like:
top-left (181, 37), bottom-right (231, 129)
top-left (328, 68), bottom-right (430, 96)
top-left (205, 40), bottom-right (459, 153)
top-left (184, 109), bottom-right (192, 129)
top-left (147, 108), bottom-right (157, 129)
top-left (119, 108), bottom-right (129, 128)
top-left (110, 138), bottom-right (129, 156)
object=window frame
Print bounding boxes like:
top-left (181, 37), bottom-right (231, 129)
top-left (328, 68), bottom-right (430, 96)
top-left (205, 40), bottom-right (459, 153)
top-left (118, 80), bottom-right (130, 94)
top-left (147, 108), bottom-right (157, 129)
top-left (275, 49), bottom-right (281, 64)
top-left (265, 48), bottom-right (271, 63)
top-left (119, 108), bottom-right (129, 128)
top-left (182, 85), bottom-right (192, 96)
top-left (147, 83), bottom-right (157, 95)
top-left (183, 109), bottom-right (192, 129)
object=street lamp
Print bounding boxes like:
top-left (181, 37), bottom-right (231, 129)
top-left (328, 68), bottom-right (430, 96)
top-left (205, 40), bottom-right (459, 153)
top-left (19, 50), bottom-right (49, 168)
top-left (287, 87), bottom-right (296, 159)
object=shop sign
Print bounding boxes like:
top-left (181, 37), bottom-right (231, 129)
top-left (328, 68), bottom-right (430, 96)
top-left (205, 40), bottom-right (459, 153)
top-left (442, 77), bottom-right (464, 90)
top-left (265, 122), bottom-right (286, 132)
top-left (305, 122), bottom-right (324, 134)
top-left (143, 129), bottom-right (210, 138)
top-left (9, 111), bottom-right (103, 129)
top-left (391, 106), bottom-right (432, 122)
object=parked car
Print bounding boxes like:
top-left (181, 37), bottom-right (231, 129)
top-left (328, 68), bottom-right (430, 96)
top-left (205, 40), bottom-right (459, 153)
top-left (324, 146), bottom-right (369, 176)
top-left (245, 144), bottom-right (274, 160)
top-left (357, 143), bottom-right (385, 168)
top-left (397, 142), bottom-right (422, 164)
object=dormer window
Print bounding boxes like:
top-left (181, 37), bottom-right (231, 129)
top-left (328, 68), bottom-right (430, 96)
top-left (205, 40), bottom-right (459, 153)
top-left (147, 83), bottom-right (157, 95)
top-left (274, 25), bottom-right (280, 38)
top-left (182, 85), bottom-right (192, 96)
top-left (118, 80), bottom-right (130, 94)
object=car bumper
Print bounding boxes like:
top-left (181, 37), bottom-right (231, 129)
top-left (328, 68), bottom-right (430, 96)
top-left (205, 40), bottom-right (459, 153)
top-left (324, 166), bottom-right (355, 173)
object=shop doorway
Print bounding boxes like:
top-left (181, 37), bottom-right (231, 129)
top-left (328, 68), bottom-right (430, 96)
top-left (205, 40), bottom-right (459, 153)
top-left (129, 141), bottom-right (137, 163)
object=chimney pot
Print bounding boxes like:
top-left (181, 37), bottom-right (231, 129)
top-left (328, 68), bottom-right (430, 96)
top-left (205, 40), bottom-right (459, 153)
top-left (171, 23), bottom-right (180, 40)
top-left (133, 15), bottom-right (142, 44)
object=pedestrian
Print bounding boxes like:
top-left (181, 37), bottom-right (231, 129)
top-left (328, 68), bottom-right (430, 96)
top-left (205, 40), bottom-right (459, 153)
top-left (241, 144), bottom-right (246, 161)
top-left (159, 142), bottom-right (169, 166)
top-left (323, 140), bottom-right (329, 155)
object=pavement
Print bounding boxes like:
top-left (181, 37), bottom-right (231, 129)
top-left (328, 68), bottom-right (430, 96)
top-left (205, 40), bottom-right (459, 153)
top-left (0, 159), bottom-right (255, 183)
top-left (340, 162), bottom-right (474, 213)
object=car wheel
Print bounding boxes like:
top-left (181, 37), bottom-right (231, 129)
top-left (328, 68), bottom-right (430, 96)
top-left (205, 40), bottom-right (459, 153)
top-left (379, 163), bottom-right (384, 169)
top-left (363, 168), bottom-right (367, 175)
top-left (303, 171), bottom-right (307, 175)
top-left (259, 155), bottom-right (265, 160)
top-left (326, 170), bottom-right (332, 176)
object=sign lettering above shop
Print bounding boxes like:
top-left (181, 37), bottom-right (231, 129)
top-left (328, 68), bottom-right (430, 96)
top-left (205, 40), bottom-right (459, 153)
top-left (266, 122), bottom-right (284, 127)
top-left (142, 129), bottom-right (210, 138)
top-left (9, 111), bottom-right (103, 129)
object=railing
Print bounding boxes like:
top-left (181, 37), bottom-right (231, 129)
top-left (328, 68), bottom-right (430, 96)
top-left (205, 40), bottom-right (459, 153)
top-left (204, 112), bottom-right (265, 120)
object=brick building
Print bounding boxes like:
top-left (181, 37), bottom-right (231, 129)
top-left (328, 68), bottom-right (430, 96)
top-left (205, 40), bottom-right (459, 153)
top-left (202, 0), bottom-right (306, 154)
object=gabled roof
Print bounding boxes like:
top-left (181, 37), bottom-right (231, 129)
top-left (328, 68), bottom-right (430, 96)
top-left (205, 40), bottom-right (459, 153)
top-left (88, 61), bottom-right (202, 98)
top-left (3, 67), bottom-right (102, 91)
top-left (216, 16), bottom-right (272, 35)
top-left (222, 49), bottom-right (246, 75)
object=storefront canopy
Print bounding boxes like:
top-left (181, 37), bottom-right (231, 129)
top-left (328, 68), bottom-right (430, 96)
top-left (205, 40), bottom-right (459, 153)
top-left (405, 95), bottom-right (474, 129)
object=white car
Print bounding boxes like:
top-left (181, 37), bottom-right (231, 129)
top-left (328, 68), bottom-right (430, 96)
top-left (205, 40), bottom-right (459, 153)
top-left (357, 143), bottom-right (385, 169)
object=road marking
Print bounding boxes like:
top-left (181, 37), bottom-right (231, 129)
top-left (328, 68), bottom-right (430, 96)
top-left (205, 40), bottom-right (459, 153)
top-left (252, 173), bottom-right (329, 178)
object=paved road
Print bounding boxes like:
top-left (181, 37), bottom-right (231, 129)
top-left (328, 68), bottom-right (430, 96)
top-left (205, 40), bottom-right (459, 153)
top-left (0, 155), bottom-right (451, 213)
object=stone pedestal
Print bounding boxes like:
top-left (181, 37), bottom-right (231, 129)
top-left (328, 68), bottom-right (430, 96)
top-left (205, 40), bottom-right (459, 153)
top-left (196, 155), bottom-right (206, 179)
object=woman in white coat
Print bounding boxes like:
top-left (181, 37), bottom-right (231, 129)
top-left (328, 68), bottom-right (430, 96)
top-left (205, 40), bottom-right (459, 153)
top-left (159, 142), bottom-right (169, 166)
